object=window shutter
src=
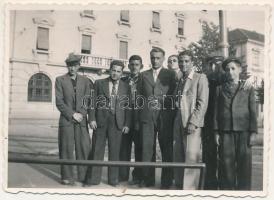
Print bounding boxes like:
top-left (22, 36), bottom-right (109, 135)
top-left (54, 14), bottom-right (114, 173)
top-left (119, 41), bottom-right (128, 60)
top-left (178, 19), bottom-right (184, 35)
top-left (37, 27), bottom-right (49, 50)
top-left (152, 12), bottom-right (160, 29)
top-left (81, 34), bottom-right (92, 54)
top-left (120, 10), bottom-right (129, 22)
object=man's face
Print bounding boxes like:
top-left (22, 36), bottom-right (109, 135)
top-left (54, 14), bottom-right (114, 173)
top-left (150, 52), bottom-right (164, 69)
top-left (178, 55), bottom-right (193, 73)
top-left (110, 65), bottom-right (123, 81)
top-left (128, 60), bottom-right (142, 76)
top-left (167, 56), bottom-right (179, 70)
top-left (67, 64), bottom-right (80, 76)
top-left (224, 62), bottom-right (241, 82)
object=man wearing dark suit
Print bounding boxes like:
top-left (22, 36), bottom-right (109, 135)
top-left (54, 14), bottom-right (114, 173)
top-left (213, 57), bottom-right (257, 190)
top-left (138, 47), bottom-right (176, 189)
top-left (119, 55), bottom-right (144, 185)
top-left (85, 60), bottom-right (131, 186)
top-left (173, 50), bottom-right (209, 190)
top-left (55, 53), bottom-right (92, 185)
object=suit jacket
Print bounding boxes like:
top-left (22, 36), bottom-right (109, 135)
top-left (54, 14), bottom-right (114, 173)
top-left (213, 82), bottom-right (257, 132)
top-left (138, 67), bottom-right (176, 124)
top-left (175, 71), bottom-right (209, 128)
top-left (89, 77), bottom-right (131, 130)
top-left (55, 73), bottom-right (92, 127)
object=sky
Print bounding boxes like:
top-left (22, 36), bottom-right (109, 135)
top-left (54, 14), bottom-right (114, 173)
top-left (203, 10), bottom-right (265, 35)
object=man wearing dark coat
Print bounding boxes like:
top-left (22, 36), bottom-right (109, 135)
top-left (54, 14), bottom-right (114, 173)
top-left (55, 53), bottom-right (92, 185)
top-left (213, 57), bottom-right (257, 190)
top-left (138, 47), bottom-right (176, 189)
top-left (86, 60), bottom-right (131, 186)
top-left (119, 55), bottom-right (144, 185)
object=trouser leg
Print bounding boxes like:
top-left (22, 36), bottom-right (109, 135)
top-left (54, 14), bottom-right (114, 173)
top-left (202, 127), bottom-right (218, 190)
top-left (219, 132), bottom-right (236, 190)
top-left (88, 126), bottom-right (107, 185)
top-left (74, 124), bottom-right (91, 182)
top-left (183, 128), bottom-right (202, 190)
top-left (158, 126), bottom-right (173, 187)
top-left (131, 129), bottom-right (143, 181)
top-left (58, 126), bottom-right (75, 182)
top-left (141, 121), bottom-right (156, 185)
top-left (173, 115), bottom-right (185, 188)
top-left (107, 114), bottom-right (123, 185)
top-left (119, 132), bottom-right (132, 181)
top-left (236, 132), bottom-right (252, 190)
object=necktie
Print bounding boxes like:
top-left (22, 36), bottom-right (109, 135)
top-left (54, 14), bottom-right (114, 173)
top-left (110, 82), bottom-right (117, 114)
top-left (153, 70), bottom-right (157, 82)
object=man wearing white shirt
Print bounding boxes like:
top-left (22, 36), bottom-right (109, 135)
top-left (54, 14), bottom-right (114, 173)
top-left (85, 60), bottom-right (131, 186)
top-left (138, 47), bottom-right (176, 189)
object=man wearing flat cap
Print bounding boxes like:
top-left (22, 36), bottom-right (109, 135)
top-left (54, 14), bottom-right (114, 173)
top-left (213, 57), bottom-right (257, 190)
top-left (55, 53), bottom-right (92, 185)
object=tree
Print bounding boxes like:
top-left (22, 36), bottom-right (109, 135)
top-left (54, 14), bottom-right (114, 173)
top-left (188, 20), bottom-right (220, 71)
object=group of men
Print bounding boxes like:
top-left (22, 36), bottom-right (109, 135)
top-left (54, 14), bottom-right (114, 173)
top-left (55, 47), bottom-right (257, 190)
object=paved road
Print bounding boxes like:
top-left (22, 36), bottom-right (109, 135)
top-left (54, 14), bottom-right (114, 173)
top-left (6, 119), bottom-right (264, 190)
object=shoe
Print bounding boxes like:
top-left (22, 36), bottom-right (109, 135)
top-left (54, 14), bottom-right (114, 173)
top-left (109, 182), bottom-right (119, 187)
top-left (138, 180), bottom-right (146, 188)
top-left (160, 185), bottom-right (171, 190)
top-left (61, 179), bottom-right (74, 186)
top-left (73, 181), bottom-right (83, 187)
top-left (128, 179), bottom-right (141, 185)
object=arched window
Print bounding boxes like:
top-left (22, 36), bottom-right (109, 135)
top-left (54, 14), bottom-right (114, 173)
top-left (28, 73), bottom-right (52, 102)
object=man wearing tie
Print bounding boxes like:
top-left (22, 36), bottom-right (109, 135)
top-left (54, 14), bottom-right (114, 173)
top-left (138, 47), bottom-right (176, 189)
top-left (85, 60), bottom-right (131, 186)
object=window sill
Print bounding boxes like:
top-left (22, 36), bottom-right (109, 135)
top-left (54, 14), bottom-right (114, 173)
top-left (32, 49), bottom-right (49, 55)
top-left (117, 20), bottom-right (131, 27)
top-left (176, 34), bottom-right (186, 40)
top-left (80, 12), bottom-right (96, 20)
top-left (150, 27), bottom-right (162, 33)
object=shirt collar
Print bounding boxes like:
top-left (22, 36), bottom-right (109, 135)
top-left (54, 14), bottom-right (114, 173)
top-left (182, 69), bottom-right (194, 80)
top-left (152, 67), bottom-right (162, 75)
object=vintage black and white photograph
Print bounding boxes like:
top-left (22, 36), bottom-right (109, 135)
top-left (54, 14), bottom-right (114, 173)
top-left (3, 2), bottom-right (269, 197)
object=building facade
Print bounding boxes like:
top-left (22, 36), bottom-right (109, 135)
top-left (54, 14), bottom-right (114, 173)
top-left (9, 10), bottom-right (209, 120)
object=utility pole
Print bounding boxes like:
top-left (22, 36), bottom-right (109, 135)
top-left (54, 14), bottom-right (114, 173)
top-left (218, 10), bottom-right (229, 58)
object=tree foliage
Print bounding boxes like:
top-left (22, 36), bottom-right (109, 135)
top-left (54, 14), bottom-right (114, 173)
top-left (188, 20), bottom-right (219, 71)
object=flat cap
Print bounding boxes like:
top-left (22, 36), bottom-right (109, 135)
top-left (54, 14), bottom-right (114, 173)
top-left (65, 53), bottom-right (82, 66)
top-left (222, 57), bottom-right (242, 70)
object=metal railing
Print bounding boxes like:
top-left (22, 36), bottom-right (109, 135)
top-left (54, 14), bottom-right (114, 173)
top-left (80, 54), bottom-right (128, 69)
top-left (8, 156), bottom-right (206, 189)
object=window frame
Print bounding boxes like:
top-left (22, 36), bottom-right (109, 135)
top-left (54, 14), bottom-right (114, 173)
top-left (81, 34), bottom-right (92, 55)
top-left (119, 40), bottom-right (128, 60)
top-left (150, 11), bottom-right (161, 33)
top-left (28, 73), bottom-right (52, 102)
top-left (36, 26), bottom-right (50, 52)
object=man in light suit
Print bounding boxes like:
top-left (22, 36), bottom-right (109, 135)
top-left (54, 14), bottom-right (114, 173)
top-left (55, 53), bottom-right (92, 185)
top-left (173, 50), bottom-right (209, 189)
top-left (138, 47), bottom-right (176, 189)
top-left (85, 60), bottom-right (131, 186)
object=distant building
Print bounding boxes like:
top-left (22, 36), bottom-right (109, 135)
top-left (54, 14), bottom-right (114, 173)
top-left (9, 10), bottom-right (208, 120)
top-left (228, 28), bottom-right (264, 87)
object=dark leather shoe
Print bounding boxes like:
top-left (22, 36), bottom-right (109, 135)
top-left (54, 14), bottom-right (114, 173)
top-left (109, 181), bottom-right (119, 187)
top-left (138, 180), bottom-right (146, 188)
top-left (160, 185), bottom-right (171, 190)
top-left (128, 179), bottom-right (141, 185)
